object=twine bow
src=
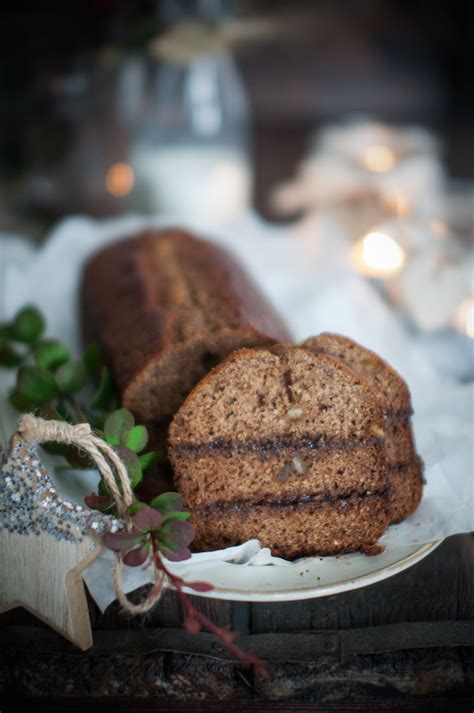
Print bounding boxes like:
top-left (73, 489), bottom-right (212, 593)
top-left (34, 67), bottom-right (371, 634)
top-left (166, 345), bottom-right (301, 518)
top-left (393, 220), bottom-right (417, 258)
top-left (17, 414), bottom-right (164, 614)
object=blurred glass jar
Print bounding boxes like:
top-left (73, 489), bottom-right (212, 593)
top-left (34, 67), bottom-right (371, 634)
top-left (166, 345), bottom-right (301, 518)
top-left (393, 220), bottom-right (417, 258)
top-left (130, 48), bottom-right (252, 221)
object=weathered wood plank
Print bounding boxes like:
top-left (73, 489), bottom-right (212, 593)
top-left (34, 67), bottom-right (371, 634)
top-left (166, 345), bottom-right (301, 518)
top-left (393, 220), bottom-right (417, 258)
top-left (165, 654), bottom-right (236, 700)
top-left (1, 644), bottom-right (472, 701)
top-left (253, 648), bottom-right (469, 702)
top-left (0, 587), bottom-right (232, 632)
top-left (2, 623), bottom-right (473, 661)
top-left (94, 587), bottom-right (232, 629)
top-left (250, 535), bottom-right (474, 633)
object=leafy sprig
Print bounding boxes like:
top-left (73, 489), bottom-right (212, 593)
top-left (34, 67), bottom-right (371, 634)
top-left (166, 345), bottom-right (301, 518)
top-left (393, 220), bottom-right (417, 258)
top-left (0, 305), bottom-right (266, 676)
top-left (0, 307), bottom-right (184, 547)
top-left (0, 306), bottom-right (170, 546)
top-left (104, 493), bottom-right (193, 565)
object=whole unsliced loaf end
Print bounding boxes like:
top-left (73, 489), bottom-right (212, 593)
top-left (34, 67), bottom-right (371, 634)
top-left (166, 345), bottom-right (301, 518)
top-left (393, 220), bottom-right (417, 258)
top-left (81, 229), bottom-right (291, 423)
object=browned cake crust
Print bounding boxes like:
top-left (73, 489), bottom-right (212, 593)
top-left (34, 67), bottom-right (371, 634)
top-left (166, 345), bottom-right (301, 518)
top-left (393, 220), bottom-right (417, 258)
top-left (169, 346), bottom-right (390, 558)
top-left (302, 333), bottom-right (423, 523)
top-left (81, 229), bottom-right (290, 422)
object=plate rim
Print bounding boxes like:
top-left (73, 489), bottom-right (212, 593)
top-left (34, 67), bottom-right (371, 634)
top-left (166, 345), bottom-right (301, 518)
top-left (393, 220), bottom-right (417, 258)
top-left (181, 540), bottom-right (442, 602)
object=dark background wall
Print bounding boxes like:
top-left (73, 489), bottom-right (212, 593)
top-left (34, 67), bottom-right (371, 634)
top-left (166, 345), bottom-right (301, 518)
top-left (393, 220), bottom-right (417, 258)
top-left (0, 0), bottom-right (473, 219)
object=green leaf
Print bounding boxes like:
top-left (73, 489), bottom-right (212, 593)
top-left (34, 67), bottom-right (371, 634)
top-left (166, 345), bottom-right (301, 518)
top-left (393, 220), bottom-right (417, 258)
top-left (33, 339), bottom-right (70, 371)
top-left (55, 360), bottom-right (88, 395)
top-left (17, 365), bottom-right (57, 405)
top-left (104, 408), bottom-right (134, 446)
top-left (9, 389), bottom-right (37, 412)
top-left (98, 478), bottom-right (110, 497)
top-left (139, 451), bottom-right (163, 471)
top-left (158, 520), bottom-right (194, 562)
top-left (91, 414), bottom-right (107, 430)
top-left (123, 544), bottom-right (150, 567)
top-left (83, 342), bottom-right (102, 375)
top-left (41, 442), bottom-right (67, 455)
top-left (132, 506), bottom-right (163, 531)
top-left (103, 531), bottom-right (142, 552)
top-left (11, 306), bottom-right (46, 343)
top-left (0, 341), bottom-right (24, 367)
top-left (124, 425), bottom-right (148, 453)
top-left (91, 367), bottom-right (114, 410)
top-left (113, 444), bottom-right (143, 489)
top-left (55, 400), bottom-right (72, 421)
top-left (64, 445), bottom-right (95, 469)
top-left (150, 492), bottom-right (183, 514)
top-left (38, 403), bottom-right (67, 421)
top-left (84, 493), bottom-right (113, 512)
top-left (162, 511), bottom-right (191, 524)
top-left (128, 502), bottom-right (147, 516)
top-left (0, 323), bottom-right (14, 340)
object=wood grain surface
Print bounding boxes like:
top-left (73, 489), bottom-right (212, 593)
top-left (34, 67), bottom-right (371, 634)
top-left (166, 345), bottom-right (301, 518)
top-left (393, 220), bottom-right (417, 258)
top-left (1, 534), bottom-right (473, 706)
top-left (0, 530), bottom-right (100, 651)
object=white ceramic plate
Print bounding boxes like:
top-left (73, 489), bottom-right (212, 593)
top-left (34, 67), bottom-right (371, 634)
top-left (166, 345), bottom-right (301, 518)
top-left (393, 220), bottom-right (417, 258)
top-left (179, 540), bottom-right (441, 601)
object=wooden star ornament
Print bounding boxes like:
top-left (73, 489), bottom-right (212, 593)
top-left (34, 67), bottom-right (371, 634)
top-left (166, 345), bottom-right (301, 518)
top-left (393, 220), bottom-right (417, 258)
top-left (0, 433), bottom-right (122, 650)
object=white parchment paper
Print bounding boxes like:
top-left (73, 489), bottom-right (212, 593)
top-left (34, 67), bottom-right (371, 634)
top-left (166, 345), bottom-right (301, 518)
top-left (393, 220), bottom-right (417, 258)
top-left (0, 212), bottom-right (472, 611)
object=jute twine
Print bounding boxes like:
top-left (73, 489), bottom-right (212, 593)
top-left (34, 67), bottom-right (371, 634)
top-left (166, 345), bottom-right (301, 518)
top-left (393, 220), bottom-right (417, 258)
top-left (18, 414), bottom-right (164, 614)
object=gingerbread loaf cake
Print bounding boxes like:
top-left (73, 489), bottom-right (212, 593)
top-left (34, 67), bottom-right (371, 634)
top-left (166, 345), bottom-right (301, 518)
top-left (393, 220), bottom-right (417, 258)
top-left (169, 345), bottom-right (390, 558)
top-left (302, 334), bottom-right (423, 522)
top-left (81, 229), bottom-right (290, 422)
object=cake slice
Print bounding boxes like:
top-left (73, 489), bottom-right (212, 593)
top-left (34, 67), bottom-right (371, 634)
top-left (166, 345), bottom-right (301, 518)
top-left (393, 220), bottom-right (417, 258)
top-left (169, 345), bottom-right (389, 558)
top-left (302, 333), bottom-right (423, 523)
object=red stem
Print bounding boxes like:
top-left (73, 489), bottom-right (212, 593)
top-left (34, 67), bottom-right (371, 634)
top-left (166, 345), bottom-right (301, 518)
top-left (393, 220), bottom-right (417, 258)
top-left (150, 537), bottom-right (266, 677)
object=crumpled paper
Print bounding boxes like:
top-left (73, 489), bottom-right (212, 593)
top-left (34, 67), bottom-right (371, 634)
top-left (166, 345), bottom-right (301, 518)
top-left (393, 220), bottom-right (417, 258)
top-left (0, 211), bottom-right (472, 610)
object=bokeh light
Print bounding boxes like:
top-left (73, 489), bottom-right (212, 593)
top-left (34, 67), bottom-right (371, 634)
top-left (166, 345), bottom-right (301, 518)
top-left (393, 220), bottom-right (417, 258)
top-left (105, 162), bottom-right (135, 197)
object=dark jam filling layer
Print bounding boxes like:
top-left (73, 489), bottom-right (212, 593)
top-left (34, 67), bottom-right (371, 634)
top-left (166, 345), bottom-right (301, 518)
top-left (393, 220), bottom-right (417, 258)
top-left (192, 486), bottom-right (388, 516)
top-left (173, 433), bottom-right (385, 456)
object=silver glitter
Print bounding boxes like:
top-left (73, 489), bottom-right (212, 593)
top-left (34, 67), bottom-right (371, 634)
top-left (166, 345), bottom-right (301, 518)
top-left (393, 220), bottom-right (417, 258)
top-left (0, 435), bottom-right (123, 543)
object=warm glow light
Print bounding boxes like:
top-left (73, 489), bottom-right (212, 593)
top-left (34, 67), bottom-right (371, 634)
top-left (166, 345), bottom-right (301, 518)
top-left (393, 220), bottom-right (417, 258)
top-left (105, 162), bottom-right (135, 197)
top-left (352, 231), bottom-right (405, 277)
top-left (453, 298), bottom-right (474, 338)
top-left (428, 219), bottom-right (449, 239)
top-left (385, 192), bottom-right (410, 218)
top-left (361, 145), bottom-right (397, 172)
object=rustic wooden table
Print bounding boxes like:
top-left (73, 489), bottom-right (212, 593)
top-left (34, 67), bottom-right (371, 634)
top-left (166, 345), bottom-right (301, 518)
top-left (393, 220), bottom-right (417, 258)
top-left (1, 534), bottom-right (473, 710)
top-left (0, 124), bottom-right (473, 711)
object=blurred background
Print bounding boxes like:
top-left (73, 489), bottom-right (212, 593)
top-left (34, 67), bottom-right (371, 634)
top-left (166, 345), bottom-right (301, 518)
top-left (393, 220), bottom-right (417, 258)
top-left (1, 0), bottom-right (473, 225)
top-left (0, 0), bottom-right (473, 375)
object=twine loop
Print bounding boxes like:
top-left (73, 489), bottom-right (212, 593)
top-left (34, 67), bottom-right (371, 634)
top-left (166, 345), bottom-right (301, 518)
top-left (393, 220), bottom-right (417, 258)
top-left (17, 413), bottom-right (165, 614)
top-left (19, 414), bottom-right (134, 512)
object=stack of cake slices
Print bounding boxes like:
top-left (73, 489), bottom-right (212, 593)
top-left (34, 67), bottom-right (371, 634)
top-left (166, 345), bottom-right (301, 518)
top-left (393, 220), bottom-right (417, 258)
top-left (169, 336), bottom-right (423, 558)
